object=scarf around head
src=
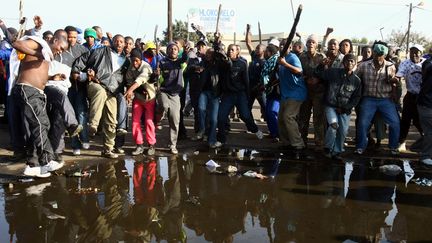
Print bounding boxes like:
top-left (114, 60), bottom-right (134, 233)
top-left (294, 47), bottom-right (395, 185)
top-left (261, 53), bottom-right (280, 86)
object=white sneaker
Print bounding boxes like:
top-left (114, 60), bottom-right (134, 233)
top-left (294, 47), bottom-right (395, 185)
top-left (255, 130), bottom-right (264, 140)
top-left (398, 142), bottom-right (406, 152)
top-left (43, 160), bottom-right (64, 172)
top-left (73, 149), bottom-right (81, 156)
top-left (210, 141), bottom-right (223, 148)
top-left (421, 158), bottom-right (432, 166)
top-left (23, 165), bottom-right (51, 178)
top-left (82, 143), bottom-right (90, 150)
top-left (170, 145), bottom-right (178, 155)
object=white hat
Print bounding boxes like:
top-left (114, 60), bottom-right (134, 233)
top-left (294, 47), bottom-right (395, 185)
top-left (268, 38), bottom-right (280, 47)
top-left (409, 43), bottom-right (424, 52)
top-left (307, 34), bottom-right (319, 43)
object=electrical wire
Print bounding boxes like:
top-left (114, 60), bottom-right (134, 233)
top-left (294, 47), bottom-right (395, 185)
top-left (134, 0), bottom-right (148, 37)
top-left (335, 0), bottom-right (406, 6)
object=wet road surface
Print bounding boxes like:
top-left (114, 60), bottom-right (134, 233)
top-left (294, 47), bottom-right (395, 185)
top-left (0, 147), bottom-right (432, 243)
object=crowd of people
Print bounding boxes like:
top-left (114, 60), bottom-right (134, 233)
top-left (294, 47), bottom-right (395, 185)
top-left (1, 16), bottom-right (432, 178)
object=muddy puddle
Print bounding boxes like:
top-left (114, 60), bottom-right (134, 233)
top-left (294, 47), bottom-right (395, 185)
top-left (1, 148), bottom-right (432, 242)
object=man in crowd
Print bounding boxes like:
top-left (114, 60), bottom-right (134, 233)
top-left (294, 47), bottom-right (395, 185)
top-left (317, 54), bottom-right (362, 160)
top-left (72, 34), bottom-right (129, 158)
top-left (156, 41), bottom-right (187, 154)
top-left (397, 44), bottom-right (426, 152)
top-left (185, 39), bottom-right (208, 139)
top-left (355, 43), bottom-right (399, 155)
top-left (298, 34), bottom-right (326, 149)
top-left (82, 28), bottom-right (102, 51)
top-left (417, 58), bottom-right (432, 165)
top-left (216, 41), bottom-right (263, 146)
top-left (56, 25), bottom-right (90, 156)
top-left (124, 48), bottom-right (157, 156)
top-left (245, 24), bottom-right (266, 123)
top-left (323, 38), bottom-right (344, 68)
top-left (113, 36), bottom-right (135, 154)
top-left (11, 30), bottom-right (67, 177)
top-left (45, 29), bottom-right (82, 162)
top-left (278, 42), bottom-right (307, 158)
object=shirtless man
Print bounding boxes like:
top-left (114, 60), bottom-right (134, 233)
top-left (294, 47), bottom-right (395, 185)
top-left (11, 31), bottom-right (68, 177)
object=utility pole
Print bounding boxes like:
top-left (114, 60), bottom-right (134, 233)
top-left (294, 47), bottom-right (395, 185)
top-left (168, 0), bottom-right (173, 42)
top-left (406, 2), bottom-right (412, 55)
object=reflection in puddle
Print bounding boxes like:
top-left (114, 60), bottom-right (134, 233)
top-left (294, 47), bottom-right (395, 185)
top-left (0, 152), bottom-right (432, 242)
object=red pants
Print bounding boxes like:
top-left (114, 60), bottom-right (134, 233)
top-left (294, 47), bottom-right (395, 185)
top-left (132, 98), bottom-right (156, 145)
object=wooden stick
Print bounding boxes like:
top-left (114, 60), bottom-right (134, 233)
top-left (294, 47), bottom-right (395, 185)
top-left (258, 21), bottom-right (262, 45)
top-left (280, 4), bottom-right (303, 57)
top-left (215, 4), bottom-right (222, 33)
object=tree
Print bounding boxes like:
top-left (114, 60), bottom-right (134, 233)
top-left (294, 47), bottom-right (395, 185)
top-left (386, 29), bottom-right (430, 51)
top-left (351, 37), bottom-right (369, 44)
top-left (162, 19), bottom-right (199, 45)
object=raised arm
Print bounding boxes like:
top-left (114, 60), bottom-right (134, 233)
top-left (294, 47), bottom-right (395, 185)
top-left (245, 24), bottom-right (253, 55)
top-left (278, 56), bottom-right (302, 75)
top-left (12, 39), bottom-right (42, 57)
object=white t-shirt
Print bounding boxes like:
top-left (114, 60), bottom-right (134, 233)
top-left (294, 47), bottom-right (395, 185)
top-left (46, 60), bottom-right (72, 94)
top-left (396, 58), bottom-right (425, 94)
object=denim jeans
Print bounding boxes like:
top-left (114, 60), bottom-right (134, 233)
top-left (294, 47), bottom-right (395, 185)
top-left (68, 88), bottom-right (89, 150)
top-left (217, 91), bottom-right (258, 143)
top-left (248, 89), bottom-right (266, 120)
top-left (266, 97), bottom-right (279, 138)
top-left (324, 106), bottom-right (350, 154)
top-left (116, 92), bottom-right (128, 130)
top-left (356, 97), bottom-right (400, 150)
top-left (198, 90), bottom-right (220, 144)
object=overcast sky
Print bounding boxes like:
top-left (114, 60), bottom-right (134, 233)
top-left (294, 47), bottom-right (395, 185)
top-left (1, 0), bottom-right (431, 44)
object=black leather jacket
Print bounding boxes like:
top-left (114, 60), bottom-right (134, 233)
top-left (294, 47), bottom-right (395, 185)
top-left (72, 46), bottom-right (129, 94)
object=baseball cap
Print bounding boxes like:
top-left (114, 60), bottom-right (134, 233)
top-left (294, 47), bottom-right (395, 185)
top-left (409, 43), bottom-right (424, 52)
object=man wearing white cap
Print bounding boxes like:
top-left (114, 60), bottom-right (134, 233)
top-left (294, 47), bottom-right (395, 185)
top-left (298, 34), bottom-right (326, 149)
top-left (396, 44), bottom-right (426, 152)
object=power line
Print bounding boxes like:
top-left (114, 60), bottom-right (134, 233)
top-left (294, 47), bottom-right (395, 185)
top-left (134, 0), bottom-right (148, 37)
top-left (357, 6), bottom-right (407, 40)
top-left (335, 0), bottom-right (405, 6)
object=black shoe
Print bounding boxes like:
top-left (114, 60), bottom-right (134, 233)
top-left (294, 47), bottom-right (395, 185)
top-left (10, 151), bottom-right (27, 162)
top-left (132, 145), bottom-right (144, 155)
top-left (293, 148), bottom-right (314, 160)
top-left (116, 128), bottom-right (127, 136)
top-left (89, 125), bottom-right (98, 137)
top-left (68, 124), bottom-right (83, 137)
top-left (178, 133), bottom-right (188, 140)
top-left (332, 154), bottom-right (343, 161)
top-left (113, 147), bottom-right (125, 154)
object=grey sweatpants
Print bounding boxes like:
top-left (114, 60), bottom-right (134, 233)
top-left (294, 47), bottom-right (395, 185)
top-left (157, 92), bottom-right (180, 147)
